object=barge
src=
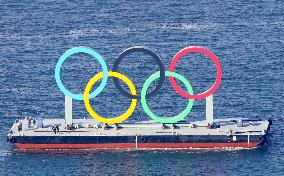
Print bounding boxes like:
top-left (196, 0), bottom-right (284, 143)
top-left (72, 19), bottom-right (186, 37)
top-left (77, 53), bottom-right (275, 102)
top-left (7, 96), bottom-right (271, 149)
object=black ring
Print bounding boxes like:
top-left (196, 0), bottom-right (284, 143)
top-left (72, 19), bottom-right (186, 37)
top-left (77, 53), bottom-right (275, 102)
top-left (112, 46), bottom-right (165, 99)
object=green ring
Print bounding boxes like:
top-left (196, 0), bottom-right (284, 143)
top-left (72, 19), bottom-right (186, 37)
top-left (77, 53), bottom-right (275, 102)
top-left (141, 71), bottom-right (194, 123)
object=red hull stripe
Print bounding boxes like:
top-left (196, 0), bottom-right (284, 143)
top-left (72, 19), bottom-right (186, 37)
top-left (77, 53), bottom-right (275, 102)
top-left (15, 142), bottom-right (260, 149)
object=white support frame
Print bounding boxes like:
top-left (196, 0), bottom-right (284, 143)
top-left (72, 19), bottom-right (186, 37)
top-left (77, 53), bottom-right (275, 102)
top-left (65, 95), bottom-right (73, 125)
top-left (206, 94), bottom-right (214, 124)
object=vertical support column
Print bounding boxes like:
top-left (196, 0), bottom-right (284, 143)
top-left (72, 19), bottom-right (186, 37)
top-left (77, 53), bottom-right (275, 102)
top-left (206, 94), bottom-right (214, 124)
top-left (65, 95), bottom-right (73, 125)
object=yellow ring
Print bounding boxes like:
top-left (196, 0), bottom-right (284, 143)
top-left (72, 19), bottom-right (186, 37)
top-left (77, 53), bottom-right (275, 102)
top-left (84, 71), bottom-right (137, 124)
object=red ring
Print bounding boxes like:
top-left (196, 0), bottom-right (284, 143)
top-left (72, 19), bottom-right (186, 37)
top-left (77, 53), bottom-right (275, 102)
top-left (169, 46), bottom-right (222, 100)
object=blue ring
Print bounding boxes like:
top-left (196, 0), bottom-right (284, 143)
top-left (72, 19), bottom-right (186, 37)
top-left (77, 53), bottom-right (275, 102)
top-left (55, 47), bottom-right (108, 100)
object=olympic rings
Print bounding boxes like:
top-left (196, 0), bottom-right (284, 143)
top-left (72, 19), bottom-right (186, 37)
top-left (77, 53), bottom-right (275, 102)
top-left (55, 47), bottom-right (108, 100)
top-left (55, 46), bottom-right (222, 124)
top-left (112, 46), bottom-right (165, 99)
top-left (169, 46), bottom-right (222, 100)
top-left (141, 71), bottom-right (194, 123)
top-left (84, 71), bottom-right (137, 124)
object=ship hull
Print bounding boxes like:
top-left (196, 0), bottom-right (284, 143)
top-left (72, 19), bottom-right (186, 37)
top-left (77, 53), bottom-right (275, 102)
top-left (10, 134), bottom-right (265, 149)
top-left (15, 142), bottom-right (261, 149)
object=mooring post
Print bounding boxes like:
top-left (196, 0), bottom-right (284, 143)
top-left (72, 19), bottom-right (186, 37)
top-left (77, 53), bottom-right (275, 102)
top-left (206, 94), bottom-right (214, 124)
top-left (65, 95), bottom-right (73, 125)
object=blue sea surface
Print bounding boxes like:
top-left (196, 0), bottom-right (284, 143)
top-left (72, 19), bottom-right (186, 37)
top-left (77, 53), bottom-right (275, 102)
top-left (0, 0), bottom-right (283, 175)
